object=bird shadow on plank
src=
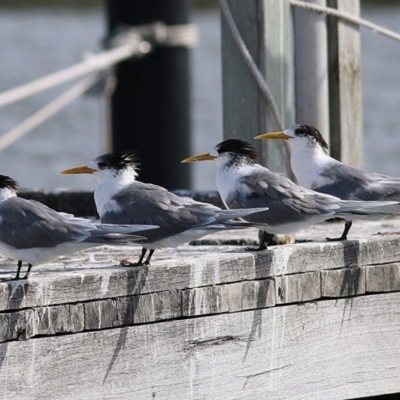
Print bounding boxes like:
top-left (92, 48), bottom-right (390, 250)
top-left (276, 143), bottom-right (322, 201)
top-left (0, 279), bottom-right (30, 373)
top-left (103, 265), bottom-right (148, 384)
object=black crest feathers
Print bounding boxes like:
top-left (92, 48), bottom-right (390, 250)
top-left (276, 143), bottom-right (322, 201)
top-left (95, 150), bottom-right (140, 170)
top-left (0, 175), bottom-right (19, 191)
top-left (215, 139), bottom-right (259, 163)
top-left (294, 124), bottom-right (329, 152)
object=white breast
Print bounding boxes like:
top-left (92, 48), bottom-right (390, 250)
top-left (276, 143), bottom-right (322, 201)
top-left (215, 164), bottom-right (257, 207)
top-left (94, 181), bottom-right (124, 217)
top-left (290, 147), bottom-right (334, 189)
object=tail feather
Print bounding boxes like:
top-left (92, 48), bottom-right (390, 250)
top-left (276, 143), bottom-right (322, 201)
top-left (215, 207), bottom-right (268, 223)
top-left (205, 221), bottom-right (266, 231)
top-left (90, 224), bottom-right (158, 236)
top-left (336, 200), bottom-right (400, 221)
top-left (86, 234), bottom-right (147, 244)
top-left (84, 224), bottom-right (158, 244)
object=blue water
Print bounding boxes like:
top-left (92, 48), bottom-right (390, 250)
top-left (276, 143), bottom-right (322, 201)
top-left (0, 5), bottom-right (399, 191)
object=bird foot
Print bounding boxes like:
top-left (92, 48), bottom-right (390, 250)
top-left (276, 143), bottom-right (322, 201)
top-left (325, 236), bottom-right (347, 242)
top-left (120, 260), bottom-right (144, 267)
top-left (0, 276), bottom-right (22, 282)
top-left (245, 245), bottom-right (267, 252)
top-left (128, 262), bottom-right (145, 267)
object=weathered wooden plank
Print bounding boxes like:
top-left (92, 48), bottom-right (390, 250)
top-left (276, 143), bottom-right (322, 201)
top-left (182, 279), bottom-right (275, 317)
top-left (2, 255), bottom-right (398, 341)
top-left (1, 260), bottom-right (391, 340)
top-left (327, 0), bottom-right (363, 166)
top-left (133, 290), bottom-right (182, 324)
top-left (84, 297), bottom-right (134, 331)
top-left (275, 271), bottom-right (321, 304)
top-left (321, 267), bottom-right (365, 297)
top-left (0, 310), bottom-right (34, 342)
top-left (227, 279), bottom-right (275, 312)
top-left (366, 263), bottom-right (400, 293)
top-left (35, 304), bottom-right (84, 336)
top-left (1, 293), bottom-right (400, 399)
top-left (1, 234), bottom-right (400, 311)
top-left (182, 284), bottom-right (229, 317)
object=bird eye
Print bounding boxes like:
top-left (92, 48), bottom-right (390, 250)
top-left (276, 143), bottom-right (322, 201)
top-left (98, 162), bottom-right (108, 168)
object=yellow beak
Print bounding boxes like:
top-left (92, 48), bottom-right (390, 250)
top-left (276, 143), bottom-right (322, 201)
top-left (181, 152), bottom-right (216, 163)
top-left (59, 165), bottom-right (96, 175)
top-left (254, 131), bottom-right (291, 140)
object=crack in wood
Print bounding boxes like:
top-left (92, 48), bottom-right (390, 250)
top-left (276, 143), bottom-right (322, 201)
top-left (243, 365), bottom-right (291, 380)
top-left (186, 335), bottom-right (245, 348)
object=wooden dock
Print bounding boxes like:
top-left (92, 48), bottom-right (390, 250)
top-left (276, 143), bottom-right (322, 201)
top-left (1, 208), bottom-right (400, 399)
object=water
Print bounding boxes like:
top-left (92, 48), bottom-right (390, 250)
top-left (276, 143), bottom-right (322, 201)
top-left (361, 4), bottom-right (400, 176)
top-left (0, 5), bottom-right (399, 191)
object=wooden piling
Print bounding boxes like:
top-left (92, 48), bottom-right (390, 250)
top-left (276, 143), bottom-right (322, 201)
top-left (327, 0), bottom-right (363, 167)
top-left (220, 0), bottom-right (293, 177)
top-left (221, 0), bottom-right (363, 171)
top-left (294, 0), bottom-right (330, 145)
top-left (105, 0), bottom-right (192, 189)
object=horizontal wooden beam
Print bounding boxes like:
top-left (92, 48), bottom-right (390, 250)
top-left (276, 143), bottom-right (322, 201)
top-left (1, 293), bottom-right (400, 398)
top-left (1, 230), bottom-right (400, 343)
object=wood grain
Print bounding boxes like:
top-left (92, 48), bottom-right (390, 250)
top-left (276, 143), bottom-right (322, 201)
top-left (1, 293), bottom-right (400, 399)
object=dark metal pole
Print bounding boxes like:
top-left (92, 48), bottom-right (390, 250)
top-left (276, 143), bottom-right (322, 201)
top-left (105, 0), bottom-right (191, 189)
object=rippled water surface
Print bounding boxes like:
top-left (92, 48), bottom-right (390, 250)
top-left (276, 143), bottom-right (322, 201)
top-left (0, 5), bottom-right (399, 190)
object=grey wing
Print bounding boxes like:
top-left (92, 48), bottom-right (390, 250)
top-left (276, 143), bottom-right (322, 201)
top-left (101, 182), bottom-right (226, 243)
top-left (318, 163), bottom-right (400, 201)
top-left (226, 169), bottom-right (336, 227)
top-left (0, 198), bottom-right (91, 249)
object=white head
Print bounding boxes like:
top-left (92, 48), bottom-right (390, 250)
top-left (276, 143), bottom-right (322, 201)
top-left (60, 150), bottom-right (140, 185)
top-left (255, 124), bottom-right (329, 154)
top-left (182, 139), bottom-right (259, 169)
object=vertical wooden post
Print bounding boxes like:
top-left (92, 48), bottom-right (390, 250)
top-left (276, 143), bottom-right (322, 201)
top-left (327, 0), bottom-right (363, 167)
top-left (105, 0), bottom-right (191, 189)
top-left (220, 0), bottom-right (293, 177)
top-left (260, 0), bottom-right (294, 176)
top-left (293, 0), bottom-right (330, 145)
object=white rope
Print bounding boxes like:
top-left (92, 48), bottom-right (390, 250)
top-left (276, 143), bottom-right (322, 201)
top-left (0, 22), bottom-right (197, 110)
top-left (110, 22), bottom-right (198, 48)
top-left (219, 0), bottom-right (284, 131)
top-left (290, 0), bottom-right (400, 43)
top-left (0, 44), bottom-right (141, 110)
top-left (0, 74), bottom-right (101, 152)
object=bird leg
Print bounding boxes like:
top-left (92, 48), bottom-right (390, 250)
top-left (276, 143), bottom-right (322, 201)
top-left (22, 263), bottom-right (33, 280)
top-left (125, 248), bottom-right (154, 267)
top-left (0, 260), bottom-right (25, 281)
top-left (0, 260), bottom-right (27, 282)
top-left (143, 249), bottom-right (155, 265)
top-left (127, 248), bottom-right (148, 266)
top-left (245, 230), bottom-right (272, 252)
top-left (326, 220), bottom-right (352, 242)
top-left (13, 260), bottom-right (23, 280)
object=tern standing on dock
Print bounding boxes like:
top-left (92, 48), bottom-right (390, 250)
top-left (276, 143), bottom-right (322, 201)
top-left (182, 139), bottom-right (400, 248)
top-left (60, 151), bottom-right (268, 266)
top-left (0, 175), bottom-right (157, 281)
top-left (255, 124), bottom-right (400, 240)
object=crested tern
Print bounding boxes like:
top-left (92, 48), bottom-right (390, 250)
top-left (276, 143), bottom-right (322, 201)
top-left (59, 151), bottom-right (268, 265)
top-left (182, 139), bottom-right (399, 247)
top-left (255, 123), bottom-right (400, 240)
top-left (0, 175), bottom-right (157, 281)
